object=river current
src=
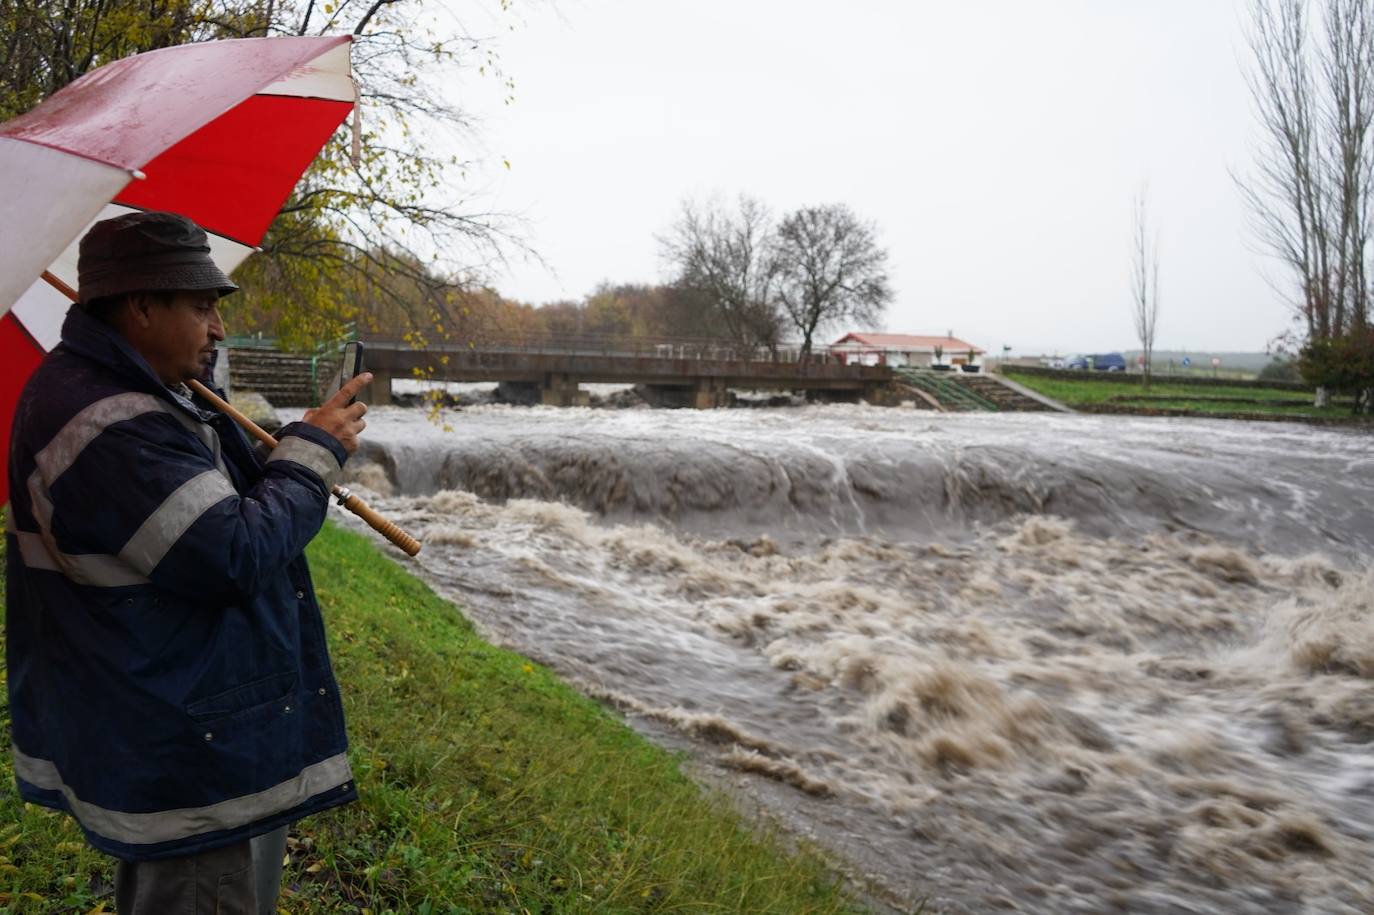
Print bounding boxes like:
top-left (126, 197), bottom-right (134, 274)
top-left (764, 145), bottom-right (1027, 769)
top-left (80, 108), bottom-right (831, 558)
top-left (314, 401), bottom-right (1374, 914)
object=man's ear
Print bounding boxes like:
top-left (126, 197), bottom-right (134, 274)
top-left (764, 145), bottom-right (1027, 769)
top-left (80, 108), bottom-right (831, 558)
top-left (125, 293), bottom-right (154, 329)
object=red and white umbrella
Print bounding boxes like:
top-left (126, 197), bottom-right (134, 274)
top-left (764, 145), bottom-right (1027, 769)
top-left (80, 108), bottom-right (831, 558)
top-left (0, 36), bottom-right (357, 502)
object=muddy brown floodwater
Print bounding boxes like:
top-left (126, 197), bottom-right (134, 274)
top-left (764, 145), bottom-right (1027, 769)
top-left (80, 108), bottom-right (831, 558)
top-left (318, 403), bottom-right (1374, 914)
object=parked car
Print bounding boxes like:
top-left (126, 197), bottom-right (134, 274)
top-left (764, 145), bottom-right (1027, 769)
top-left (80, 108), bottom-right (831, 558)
top-left (1067, 353), bottom-right (1127, 371)
top-left (1092, 352), bottom-right (1128, 371)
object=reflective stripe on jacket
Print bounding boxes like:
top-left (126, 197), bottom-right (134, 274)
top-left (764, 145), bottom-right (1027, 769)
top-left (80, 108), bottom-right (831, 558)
top-left (5, 307), bottom-right (357, 861)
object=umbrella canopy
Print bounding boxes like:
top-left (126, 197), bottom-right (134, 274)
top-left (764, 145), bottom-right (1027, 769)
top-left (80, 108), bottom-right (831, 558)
top-left (0, 35), bottom-right (356, 502)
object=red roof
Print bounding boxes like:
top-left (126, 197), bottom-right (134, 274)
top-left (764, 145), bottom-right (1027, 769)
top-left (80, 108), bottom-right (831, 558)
top-left (832, 332), bottom-right (985, 354)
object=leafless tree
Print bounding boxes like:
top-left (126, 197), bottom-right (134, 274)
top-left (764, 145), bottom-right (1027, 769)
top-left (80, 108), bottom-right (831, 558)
top-left (773, 204), bottom-right (892, 359)
top-left (1239, 0), bottom-right (1374, 347)
top-left (658, 195), bottom-right (784, 350)
top-left (1130, 187), bottom-right (1161, 388)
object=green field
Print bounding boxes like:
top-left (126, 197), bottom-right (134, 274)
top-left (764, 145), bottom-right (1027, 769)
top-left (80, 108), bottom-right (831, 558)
top-left (1003, 370), bottom-right (1364, 421)
top-left (0, 523), bottom-right (872, 914)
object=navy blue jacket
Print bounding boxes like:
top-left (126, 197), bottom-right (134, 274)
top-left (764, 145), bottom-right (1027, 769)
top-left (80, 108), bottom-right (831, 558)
top-left (5, 307), bottom-right (357, 861)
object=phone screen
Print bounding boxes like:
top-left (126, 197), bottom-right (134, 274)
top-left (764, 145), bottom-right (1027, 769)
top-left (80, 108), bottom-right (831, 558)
top-left (325, 341), bottom-right (366, 404)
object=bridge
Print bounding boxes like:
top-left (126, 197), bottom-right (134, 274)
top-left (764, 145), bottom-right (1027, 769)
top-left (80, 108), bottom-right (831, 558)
top-left (358, 334), bottom-right (895, 408)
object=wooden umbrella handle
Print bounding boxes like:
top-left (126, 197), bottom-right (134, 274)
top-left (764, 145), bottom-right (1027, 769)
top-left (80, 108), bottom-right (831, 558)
top-left (186, 380), bottom-right (422, 557)
top-left (335, 487), bottom-right (422, 557)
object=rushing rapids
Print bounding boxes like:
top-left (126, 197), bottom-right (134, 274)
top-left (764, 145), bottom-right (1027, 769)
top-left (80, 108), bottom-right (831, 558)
top-left (317, 402), bottom-right (1374, 914)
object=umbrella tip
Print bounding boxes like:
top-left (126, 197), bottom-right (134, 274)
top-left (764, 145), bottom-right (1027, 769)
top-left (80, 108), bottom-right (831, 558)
top-left (129, 168), bottom-right (147, 180)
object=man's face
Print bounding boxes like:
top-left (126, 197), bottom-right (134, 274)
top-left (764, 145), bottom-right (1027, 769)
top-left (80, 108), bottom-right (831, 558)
top-left (132, 291), bottom-right (226, 385)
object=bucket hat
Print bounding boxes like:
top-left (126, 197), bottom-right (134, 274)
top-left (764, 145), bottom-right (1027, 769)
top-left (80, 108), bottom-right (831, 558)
top-left (77, 211), bottom-right (238, 304)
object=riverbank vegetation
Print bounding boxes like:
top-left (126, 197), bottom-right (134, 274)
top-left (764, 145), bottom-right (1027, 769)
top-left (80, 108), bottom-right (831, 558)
top-left (1003, 369), bottom-right (1368, 422)
top-left (0, 523), bottom-right (865, 913)
top-left (1298, 327), bottom-right (1374, 414)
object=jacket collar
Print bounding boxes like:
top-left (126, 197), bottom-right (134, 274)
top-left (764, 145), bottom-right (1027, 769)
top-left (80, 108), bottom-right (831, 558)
top-left (58, 306), bottom-right (218, 422)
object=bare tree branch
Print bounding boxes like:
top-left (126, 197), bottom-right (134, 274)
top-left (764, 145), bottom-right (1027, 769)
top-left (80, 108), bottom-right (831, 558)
top-left (353, 0), bottom-right (399, 35)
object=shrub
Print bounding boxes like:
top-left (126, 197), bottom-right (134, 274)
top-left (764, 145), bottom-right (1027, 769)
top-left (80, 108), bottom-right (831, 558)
top-left (1300, 329), bottom-right (1374, 412)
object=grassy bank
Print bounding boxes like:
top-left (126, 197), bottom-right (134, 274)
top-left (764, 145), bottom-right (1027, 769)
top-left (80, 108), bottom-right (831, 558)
top-left (0, 523), bottom-right (866, 913)
top-left (1003, 369), bottom-right (1365, 422)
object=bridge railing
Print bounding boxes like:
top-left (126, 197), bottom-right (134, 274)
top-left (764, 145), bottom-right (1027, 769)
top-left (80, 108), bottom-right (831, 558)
top-left (358, 332), bottom-right (854, 365)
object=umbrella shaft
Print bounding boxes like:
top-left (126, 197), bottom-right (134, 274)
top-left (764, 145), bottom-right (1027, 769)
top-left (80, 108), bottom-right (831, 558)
top-left (187, 379), bottom-right (277, 449)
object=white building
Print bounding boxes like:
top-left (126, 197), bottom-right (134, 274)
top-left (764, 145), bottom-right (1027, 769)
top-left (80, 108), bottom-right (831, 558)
top-left (830, 333), bottom-right (986, 372)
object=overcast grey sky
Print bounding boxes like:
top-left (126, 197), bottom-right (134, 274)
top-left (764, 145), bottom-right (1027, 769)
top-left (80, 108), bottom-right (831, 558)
top-left (455, 0), bottom-right (1286, 356)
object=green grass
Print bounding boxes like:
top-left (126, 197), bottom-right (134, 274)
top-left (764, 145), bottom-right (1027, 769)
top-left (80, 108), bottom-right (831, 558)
top-left (1003, 370), bottom-right (1364, 421)
top-left (0, 523), bottom-right (868, 914)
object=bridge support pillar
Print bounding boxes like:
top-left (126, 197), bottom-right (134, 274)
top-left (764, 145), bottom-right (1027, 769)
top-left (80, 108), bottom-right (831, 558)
top-left (691, 379), bottom-right (731, 409)
top-left (366, 368), bottom-right (394, 406)
top-left (541, 373), bottom-right (588, 407)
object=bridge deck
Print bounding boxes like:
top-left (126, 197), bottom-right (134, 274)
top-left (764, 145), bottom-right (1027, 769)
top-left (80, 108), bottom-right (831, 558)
top-left (360, 338), bottom-right (892, 393)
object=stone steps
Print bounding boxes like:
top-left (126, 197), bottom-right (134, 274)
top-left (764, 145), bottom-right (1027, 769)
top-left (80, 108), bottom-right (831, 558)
top-left (952, 374), bottom-right (1051, 411)
top-left (895, 369), bottom-right (1054, 412)
top-left (226, 348), bottom-right (334, 406)
top-left (893, 369), bottom-right (998, 411)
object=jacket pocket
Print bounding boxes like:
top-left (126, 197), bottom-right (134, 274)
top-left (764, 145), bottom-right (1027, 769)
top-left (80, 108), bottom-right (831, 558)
top-left (185, 671), bottom-right (297, 724)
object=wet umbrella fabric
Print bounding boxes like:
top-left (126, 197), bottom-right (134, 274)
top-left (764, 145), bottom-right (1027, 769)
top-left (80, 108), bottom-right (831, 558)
top-left (0, 36), bottom-right (356, 502)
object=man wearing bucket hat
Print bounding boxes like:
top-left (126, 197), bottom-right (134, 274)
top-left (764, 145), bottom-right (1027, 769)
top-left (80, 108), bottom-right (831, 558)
top-left (5, 211), bottom-right (370, 913)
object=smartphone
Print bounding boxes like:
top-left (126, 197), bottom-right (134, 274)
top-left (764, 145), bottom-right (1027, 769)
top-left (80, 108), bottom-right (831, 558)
top-left (325, 341), bottom-right (366, 404)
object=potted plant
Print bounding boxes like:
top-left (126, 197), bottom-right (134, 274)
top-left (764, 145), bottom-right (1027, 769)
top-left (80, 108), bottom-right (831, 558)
top-left (932, 344), bottom-right (949, 370)
top-left (961, 349), bottom-right (979, 372)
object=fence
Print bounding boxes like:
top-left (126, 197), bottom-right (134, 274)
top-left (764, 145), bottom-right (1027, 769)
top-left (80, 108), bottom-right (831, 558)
top-left (357, 332), bottom-right (859, 365)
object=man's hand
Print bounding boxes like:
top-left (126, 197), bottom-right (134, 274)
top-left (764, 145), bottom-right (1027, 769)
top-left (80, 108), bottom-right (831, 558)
top-left (302, 372), bottom-right (372, 455)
